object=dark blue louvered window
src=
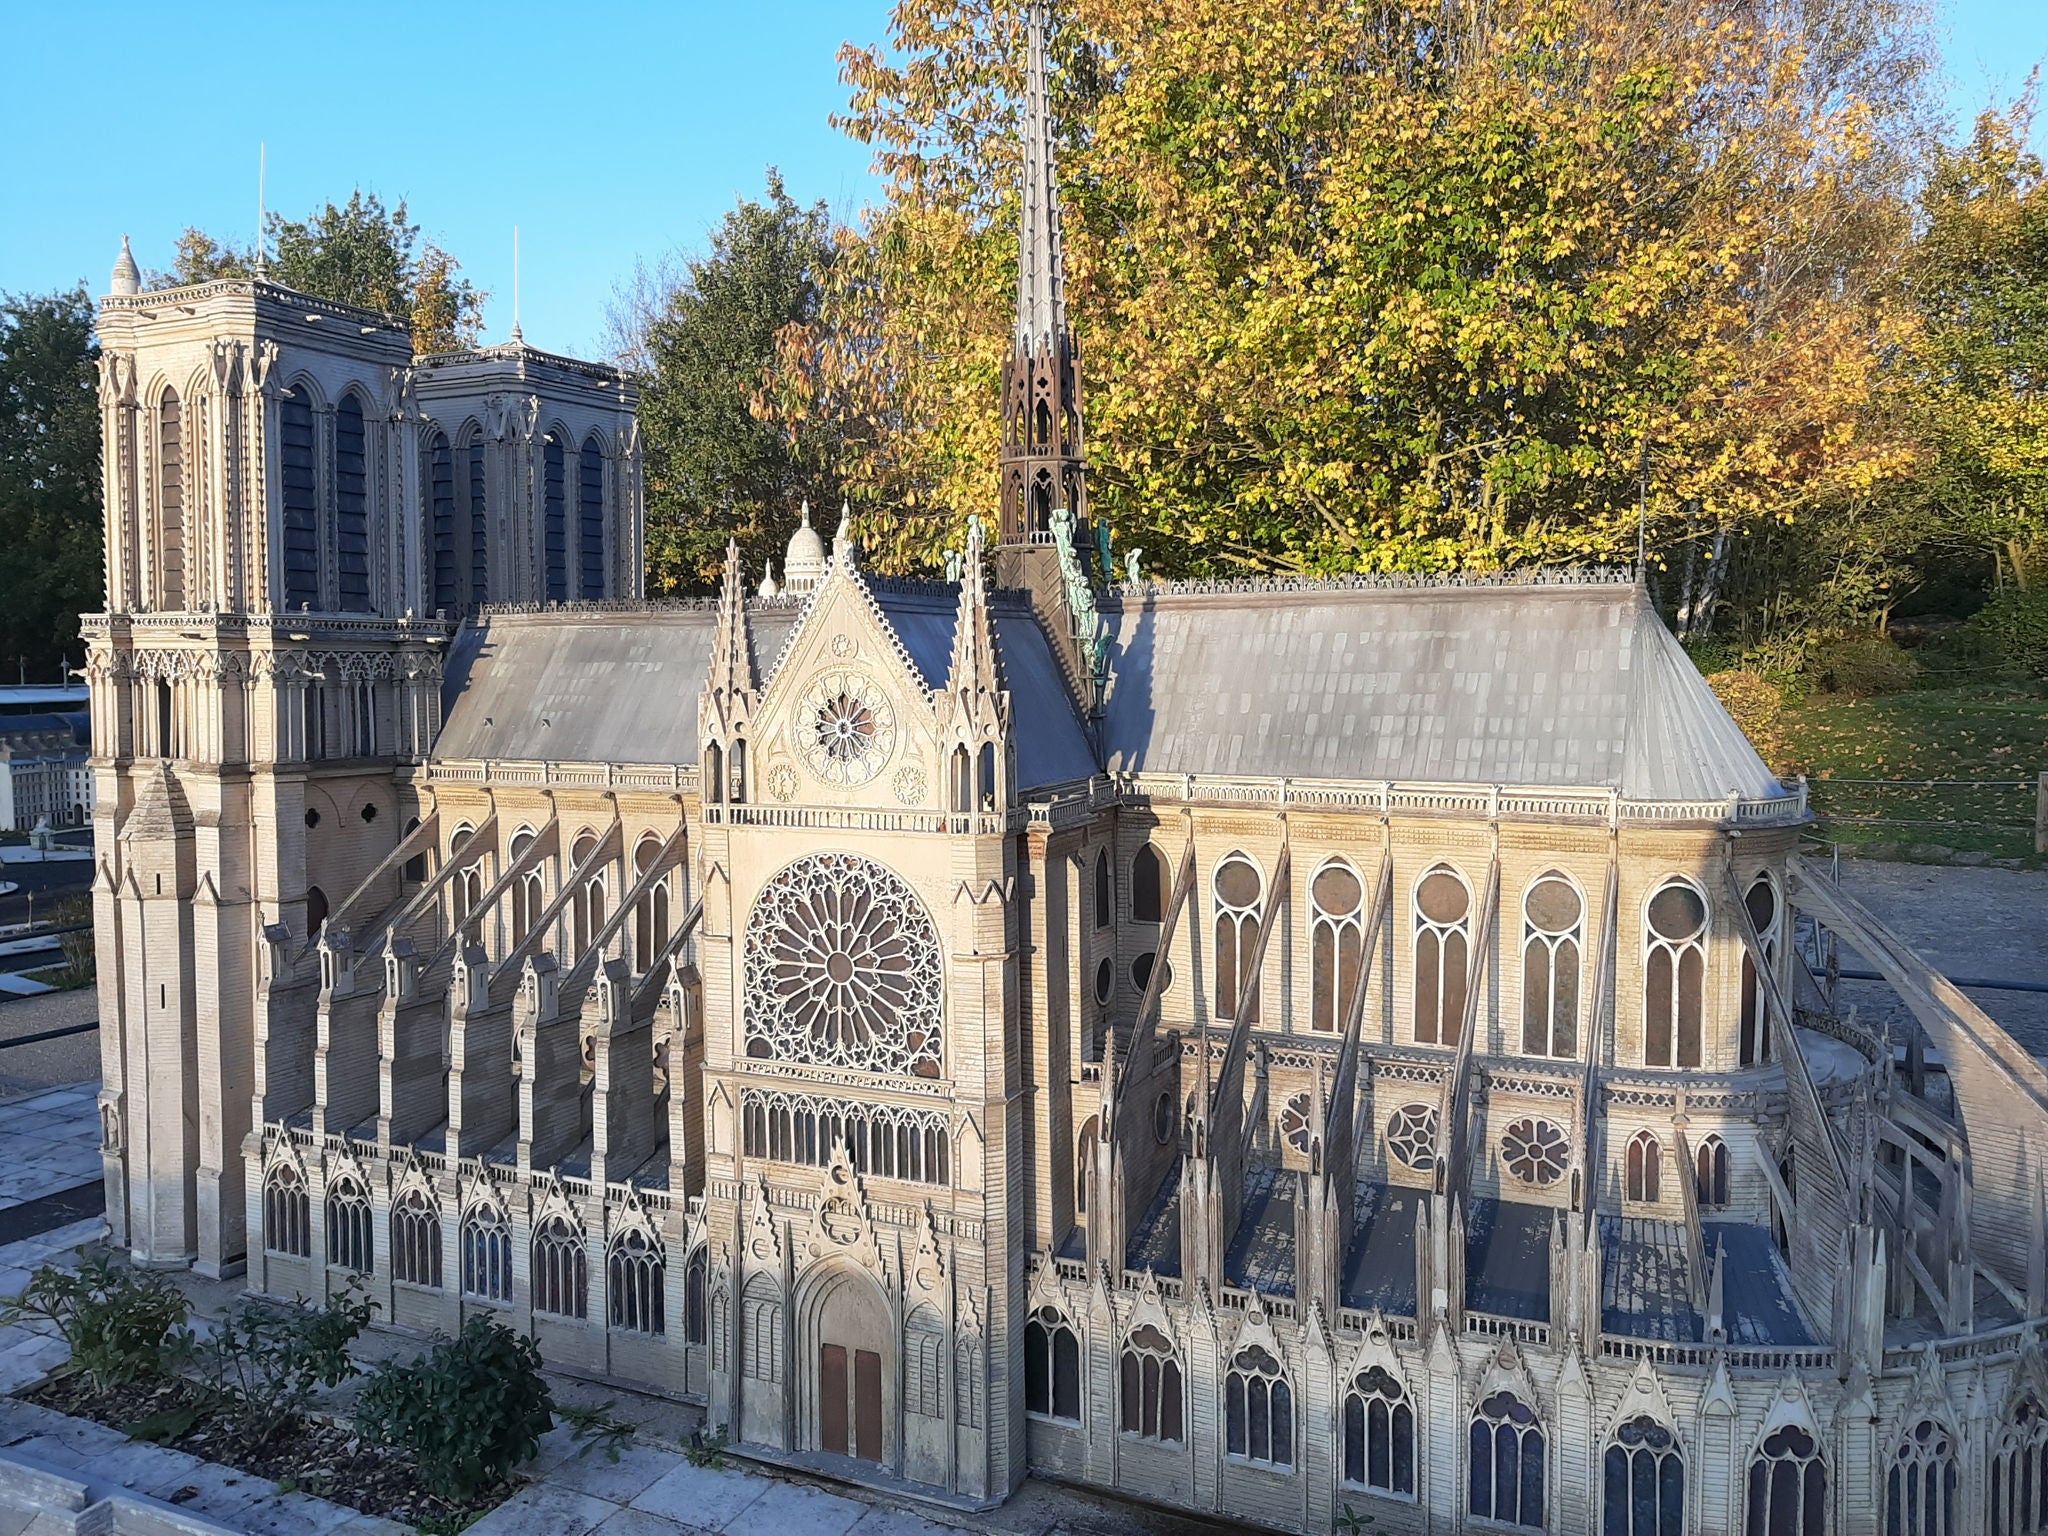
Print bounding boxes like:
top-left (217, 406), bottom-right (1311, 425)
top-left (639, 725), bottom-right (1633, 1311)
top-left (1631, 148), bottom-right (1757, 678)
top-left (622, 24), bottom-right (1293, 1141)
top-left (334, 394), bottom-right (370, 611)
top-left (543, 433), bottom-right (568, 602)
top-left (428, 430), bottom-right (458, 614)
top-left (578, 436), bottom-right (605, 599)
top-left (467, 438), bottom-right (489, 605)
top-left (280, 388), bottom-right (319, 610)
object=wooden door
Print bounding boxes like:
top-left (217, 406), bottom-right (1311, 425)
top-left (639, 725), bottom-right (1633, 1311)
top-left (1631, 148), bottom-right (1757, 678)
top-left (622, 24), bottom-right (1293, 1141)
top-left (819, 1343), bottom-right (849, 1456)
top-left (853, 1349), bottom-right (883, 1463)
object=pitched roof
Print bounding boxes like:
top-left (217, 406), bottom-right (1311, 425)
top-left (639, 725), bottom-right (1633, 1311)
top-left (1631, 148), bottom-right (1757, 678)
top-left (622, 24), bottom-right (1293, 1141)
top-left (1096, 577), bottom-right (1781, 801)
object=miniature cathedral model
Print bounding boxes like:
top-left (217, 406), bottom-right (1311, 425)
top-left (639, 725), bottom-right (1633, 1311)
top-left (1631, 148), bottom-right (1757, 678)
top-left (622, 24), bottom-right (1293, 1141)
top-left (84, 5), bottom-right (2048, 1534)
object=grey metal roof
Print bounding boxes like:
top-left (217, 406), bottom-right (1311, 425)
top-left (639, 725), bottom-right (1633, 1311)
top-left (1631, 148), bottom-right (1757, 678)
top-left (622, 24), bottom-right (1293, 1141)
top-left (1098, 580), bottom-right (1780, 801)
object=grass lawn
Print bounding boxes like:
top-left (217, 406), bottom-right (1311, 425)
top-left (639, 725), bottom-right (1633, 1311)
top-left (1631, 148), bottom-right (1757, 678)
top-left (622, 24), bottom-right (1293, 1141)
top-left (1768, 680), bottom-right (2048, 863)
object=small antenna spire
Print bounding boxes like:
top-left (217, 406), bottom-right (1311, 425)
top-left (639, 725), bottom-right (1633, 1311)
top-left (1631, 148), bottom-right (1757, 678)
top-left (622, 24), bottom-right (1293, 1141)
top-left (510, 225), bottom-right (523, 343)
top-left (254, 142), bottom-right (268, 276)
top-left (1636, 439), bottom-right (1649, 578)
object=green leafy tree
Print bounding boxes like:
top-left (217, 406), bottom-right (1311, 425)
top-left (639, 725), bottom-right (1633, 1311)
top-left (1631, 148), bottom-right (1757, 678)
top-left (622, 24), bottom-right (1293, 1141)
top-left (617, 172), bottom-right (842, 592)
top-left (0, 288), bottom-right (101, 680)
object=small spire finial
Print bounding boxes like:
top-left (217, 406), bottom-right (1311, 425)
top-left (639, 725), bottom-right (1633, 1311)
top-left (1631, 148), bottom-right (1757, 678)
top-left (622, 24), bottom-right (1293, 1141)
top-left (510, 225), bottom-right (523, 343)
top-left (110, 235), bottom-right (140, 297)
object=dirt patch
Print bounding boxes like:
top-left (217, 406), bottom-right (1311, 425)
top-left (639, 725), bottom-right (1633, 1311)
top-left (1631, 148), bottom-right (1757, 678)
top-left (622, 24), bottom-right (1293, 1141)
top-left (23, 1373), bottom-right (510, 1530)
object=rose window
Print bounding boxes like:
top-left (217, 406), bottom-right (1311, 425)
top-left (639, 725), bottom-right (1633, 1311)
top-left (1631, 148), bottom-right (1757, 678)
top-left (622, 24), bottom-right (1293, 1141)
top-left (1500, 1117), bottom-right (1570, 1186)
top-left (796, 672), bottom-right (896, 787)
top-left (743, 853), bottom-right (942, 1077)
top-left (1385, 1103), bottom-right (1439, 1171)
top-left (1280, 1093), bottom-right (1314, 1156)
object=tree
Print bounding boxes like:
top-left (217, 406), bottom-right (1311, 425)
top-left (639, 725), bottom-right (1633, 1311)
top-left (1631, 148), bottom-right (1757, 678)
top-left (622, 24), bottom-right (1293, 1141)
top-left (617, 173), bottom-right (843, 592)
top-left (150, 192), bottom-right (483, 355)
top-left (0, 289), bottom-right (101, 680)
top-left (781, 0), bottom-right (1931, 584)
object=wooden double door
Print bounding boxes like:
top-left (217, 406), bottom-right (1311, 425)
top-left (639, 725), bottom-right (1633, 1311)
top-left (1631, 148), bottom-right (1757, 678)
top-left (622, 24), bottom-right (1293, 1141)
top-left (818, 1342), bottom-right (883, 1463)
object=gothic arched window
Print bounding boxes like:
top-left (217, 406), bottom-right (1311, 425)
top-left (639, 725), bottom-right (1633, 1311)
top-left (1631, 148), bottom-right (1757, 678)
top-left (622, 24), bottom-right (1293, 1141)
top-left (1471, 1391), bottom-right (1545, 1527)
top-left (1604, 1416), bottom-right (1683, 1536)
top-left (1626, 1130), bottom-right (1664, 1204)
top-left (333, 392), bottom-right (371, 612)
top-left (572, 831), bottom-right (604, 960)
top-left (279, 385), bottom-right (318, 610)
top-left (533, 1215), bottom-right (588, 1318)
top-left (684, 1248), bottom-right (709, 1345)
top-left (263, 1163), bottom-right (310, 1258)
top-left (306, 885), bottom-right (329, 938)
top-left (1075, 1117), bottom-right (1098, 1215)
top-left (1741, 873), bottom-right (1781, 1065)
top-left (1747, 1424), bottom-right (1826, 1536)
top-left (1414, 865), bottom-right (1471, 1047)
top-left (1118, 1324), bottom-right (1183, 1443)
top-left (1697, 1134), bottom-right (1730, 1209)
top-left (1132, 845), bottom-right (1166, 924)
top-left (633, 836), bottom-right (670, 972)
top-left (156, 387), bottom-right (185, 610)
top-left (1311, 860), bottom-right (1365, 1034)
top-left (465, 432), bottom-right (489, 604)
top-left (1888, 1418), bottom-right (1958, 1536)
top-left (460, 1203), bottom-right (513, 1301)
top-left (543, 431), bottom-right (569, 602)
top-left (392, 1187), bottom-right (441, 1288)
top-left (1094, 850), bottom-right (1112, 930)
top-left (325, 1175), bottom-right (372, 1272)
top-left (1645, 880), bottom-right (1707, 1068)
top-left (1024, 1306), bottom-right (1081, 1423)
top-left (427, 429), bottom-right (459, 614)
top-left (508, 830), bottom-right (540, 948)
top-left (1213, 854), bottom-right (1263, 1022)
top-left (1343, 1366), bottom-right (1415, 1495)
top-left (1225, 1345), bottom-right (1292, 1467)
top-left (1522, 874), bottom-right (1582, 1058)
top-left (578, 434), bottom-right (606, 599)
top-left (1989, 1397), bottom-right (2048, 1536)
top-left (607, 1228), bottom-right (665, 1335)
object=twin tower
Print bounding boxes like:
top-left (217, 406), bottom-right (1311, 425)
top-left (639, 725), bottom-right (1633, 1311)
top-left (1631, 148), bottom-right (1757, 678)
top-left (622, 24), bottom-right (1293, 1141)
top-left (88, 257), bottom-right (640, 1270)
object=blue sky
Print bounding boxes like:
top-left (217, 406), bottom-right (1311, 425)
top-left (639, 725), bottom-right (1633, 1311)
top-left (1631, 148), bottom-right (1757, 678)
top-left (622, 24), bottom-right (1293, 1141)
top-left (4, 0), bottom-right (2043, 359)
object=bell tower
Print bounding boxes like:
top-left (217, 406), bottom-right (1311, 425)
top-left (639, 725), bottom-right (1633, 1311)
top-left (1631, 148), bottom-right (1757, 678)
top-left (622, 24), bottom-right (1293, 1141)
top-left (994, 0), bottom-right (1086, 591)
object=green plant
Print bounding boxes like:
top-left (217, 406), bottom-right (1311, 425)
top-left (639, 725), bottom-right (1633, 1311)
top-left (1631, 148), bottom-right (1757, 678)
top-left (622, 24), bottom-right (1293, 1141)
top-left (0, 1254), bottom-right (191, 1392)
top-left (354, 1316), bottom-right (555, 1503)
top-left (1334, 1502), bottom-right (1378, 1531)
top-left (1805, 633), bottom-right (1919, 697)
top-left (556, 1399), bottom-right (635, 1465)
top-left (1706, 670), bottom-right (1787, 767)
top-left (196, 1285), bottom-right (373, 1451)
top-left (683, 1426), bottom-right (729, 1470)
top-left (1975, 587), bottom-right (2048, 679)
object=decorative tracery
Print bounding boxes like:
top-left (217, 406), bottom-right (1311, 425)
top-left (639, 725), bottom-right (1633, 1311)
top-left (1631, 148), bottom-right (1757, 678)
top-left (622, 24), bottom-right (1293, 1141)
top-left (1386, 1103), bottom-right (1440, 1173)
top-left (1501, 1118), bottom-right (1570, 1186)
top-left (743, 853), bottom-right (943, 1077)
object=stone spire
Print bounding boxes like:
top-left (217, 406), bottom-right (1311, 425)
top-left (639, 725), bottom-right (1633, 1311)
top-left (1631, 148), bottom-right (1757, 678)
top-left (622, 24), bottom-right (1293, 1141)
top-left (110, 235), bottom-right (140, 297)
top-left (996, 0), bottom-right (1086, 559)
top-left (707, 540), bottom-right (755, 726)
top-left (944, 518), bottom-right (1003, 720)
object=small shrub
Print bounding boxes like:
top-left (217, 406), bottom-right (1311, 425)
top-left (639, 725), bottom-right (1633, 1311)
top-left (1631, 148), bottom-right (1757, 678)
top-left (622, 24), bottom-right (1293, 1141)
top-left (683, 1426), bottom-right (729, 1470)
top-left (354, 1316), bottom-right (555, 1503)
top-left (1805, 633), bottom-right (1918, 697)
top-left (1975, 587), bottom-right (2048, 679)
top-left (1706, 670), bottom-right (1786, 765)
top-left (197, 1285), bottom-right (374, 1452)
top-left (556, 1399), bottom-right (635, 1465)
top-left (0, 1255), bottom-right (190, 1392)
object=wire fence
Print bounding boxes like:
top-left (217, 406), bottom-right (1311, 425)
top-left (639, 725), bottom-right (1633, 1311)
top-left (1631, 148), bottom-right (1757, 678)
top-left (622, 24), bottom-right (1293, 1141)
top-left (1804, 772), bottom-right (2048, 857)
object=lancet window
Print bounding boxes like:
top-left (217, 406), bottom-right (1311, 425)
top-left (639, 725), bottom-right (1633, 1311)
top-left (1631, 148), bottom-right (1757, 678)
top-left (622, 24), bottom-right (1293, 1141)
top-left (333, 393), bottom-right (370, 612)
top-left (1522, 874), bottom-right (1582, 1058)
top-left (1470, 1391), bottom-right (1545, 1528)
top-left (325, 1174), bottom-right (372, 1272)
top-left (391, 1188), bottom-right (441, 1288)
top-left (427, 430), bottom-right (459, 613)
top-left (1989, 1396), bottom-right (2048, 1536)
top-left (1604, 1416), bottom-right (1683, 1536)
top-left (1697, 1135), bottom-right (1730, 1209)
top-left (1094, 850), bottom-right (1112, 930)
top-left (607, 1228), bottom-right (664, 1335)
top-left (1740, 874), bottom-right (1781, 1065)
top-left (156, 387), bottom-right (185, 610)
top-left (1225, 1345), bottom-right (1292, 1467)
top-left (1413, 865), bottom-right (1470, 1047)
top-left (1626, 1131), bottom-right (1664, 1204)
top-left (741, 1091), bottom-right (949, 1186)
top-left (465, 433), bottom-right (488, 604)
top-left (1118, 1325), bottom-right (1183, 1443)
top-left (571, 831), bottom-right (605, 960)
top-left (460, 1203), bottom-right (513, 1301)
top-left (633, 836), bottom-right (671, 972)
top-left (279, 386), bottom-right (318, 610)
top-left (1343, 1366), bottom-right (1414, 1496)
top-left (533, 1215), bottom-right (588, 1319)
top-left (578, 434), bottom-right (606, 599)
top-left (543, 431), bottom-right (568, 602)
top-left (1132, 845), bottom-right (1166, 924)
top-left (1644, 881), bottom-right (1707, 1069)
top-left (1747, 1424), bottom-right (1827, 1536)
top-left (263, 1163), bottom-right (310, 1258)
top-left (1213, 854), bottom-right (1263, 1022)
top-left (684, 1249), bottom-right (709, 1345)
top-left (1888, 1418), bottom-right (1958, 1536)
top-left (509, 830), bottom-right (540, 948)
top-left (1311, 860), bottom-right (1365, 1034)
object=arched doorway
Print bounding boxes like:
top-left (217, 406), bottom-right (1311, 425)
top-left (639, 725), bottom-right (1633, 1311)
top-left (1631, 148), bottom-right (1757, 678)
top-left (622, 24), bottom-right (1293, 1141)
top-left (799, 1262), bottom-right (894, 1467)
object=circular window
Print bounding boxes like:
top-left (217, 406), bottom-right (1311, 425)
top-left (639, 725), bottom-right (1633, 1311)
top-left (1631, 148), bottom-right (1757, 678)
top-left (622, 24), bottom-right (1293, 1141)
top-left (1312, 861), bottom-right (1362, 918)
top-left (1500, 1117), bottom-right (1570, 1186)
top-left (1647, 884), bottom-right (1707, 943)
top-left (1280, 1092), bottom-right (1313, 1156)
top-left (1152, 1090), bottom-right (1175, 1144)
top-left (1386, 1103), bottom-right (1439, 1171)
top-left (1214, 856), bottom-right (1262, 909)
top-left (742, 852), bottom-right (943, 1077)
top-left (359, 803), bottom-right (378, 824)
top-left (1094, 957), bottom-right (1113, 1005)
top-left (303, 808), bottom-right (320, 829)
top-left (796, 672), bottom-right (897, 786)
top-left (1524, 876), bottom-right (1579, 934)
top-left (1131, 953), bottom-right (1172, 995)
top-left (1417, 868), bottom-right (1469, 925)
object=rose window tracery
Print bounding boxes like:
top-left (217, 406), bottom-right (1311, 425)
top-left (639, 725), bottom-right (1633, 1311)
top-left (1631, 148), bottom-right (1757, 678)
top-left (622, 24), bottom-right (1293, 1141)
top-left (796, 671), bottom-right (896, 787)
top-left (1385, 1103), bottom-right (1439, 1172)
top-left (1500, 1116), bottom-right (1570, 1185)
top-left (743, 853), bottom-right (942, 1077)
